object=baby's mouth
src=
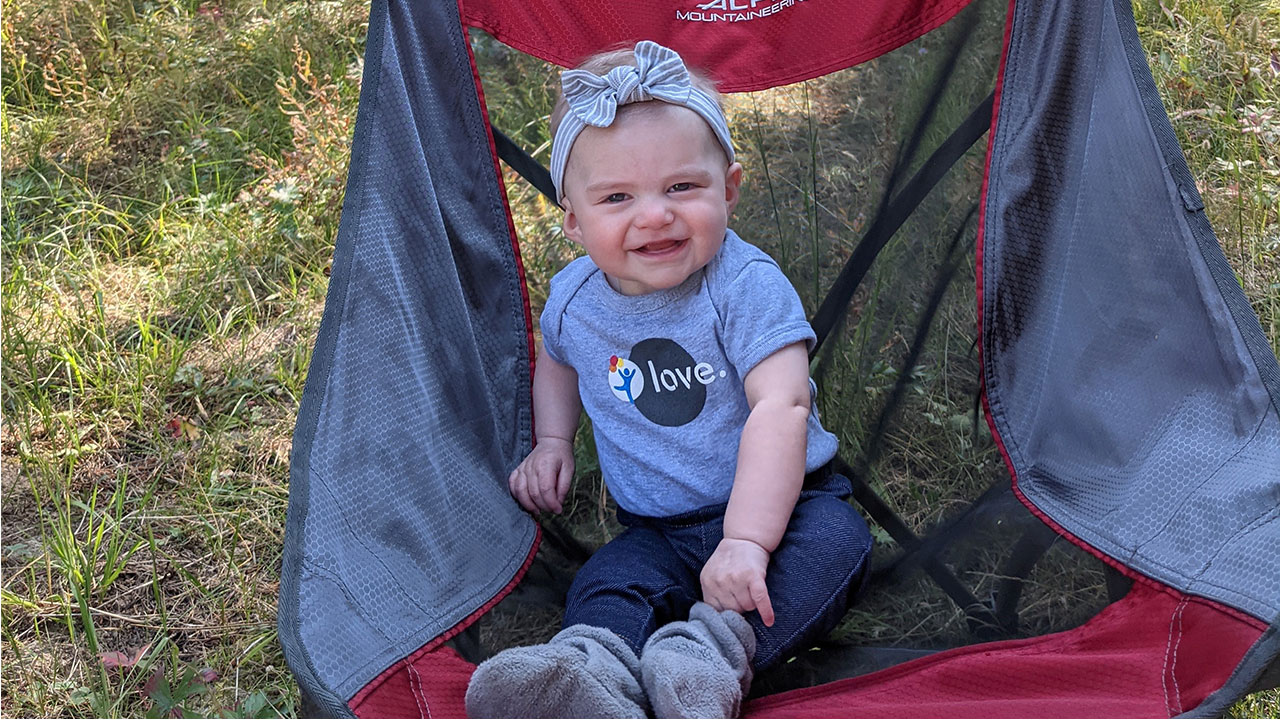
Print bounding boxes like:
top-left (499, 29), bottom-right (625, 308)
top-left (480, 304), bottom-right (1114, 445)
top-left (636, 239), bottom-right (686, 256)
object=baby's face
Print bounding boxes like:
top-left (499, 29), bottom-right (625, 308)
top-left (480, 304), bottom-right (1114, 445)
top-left (560, 103), bottom-right (742, 296)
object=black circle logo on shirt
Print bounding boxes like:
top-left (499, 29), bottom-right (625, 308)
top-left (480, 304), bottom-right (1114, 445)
top-left (629, 338), bottom-right (707, 427)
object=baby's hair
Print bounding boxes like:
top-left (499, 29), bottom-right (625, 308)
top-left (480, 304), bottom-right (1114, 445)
top-left (549, 44), bottom-right (725, 139)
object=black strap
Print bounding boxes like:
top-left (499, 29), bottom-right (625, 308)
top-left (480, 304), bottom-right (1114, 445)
top-left (838, 205), bottom-right (1005, 635)
top-left (836, 457), bottom-right (1002, 637)
top-left (992, 523), bottom-right (1059, 633)
top-left (810, 91), bottom-right (994, 357)
top-left (491, 126), bottom-right (561, 207)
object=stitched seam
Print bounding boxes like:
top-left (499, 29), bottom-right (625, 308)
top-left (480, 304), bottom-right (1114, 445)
top-left (735, 322), bottom-right (815, 377)
top-left (453, 0), bottom-right (527, 427)
top-left (462, 0), bottom-right (970, 93)
top-left (1129, 410), bottom-right (1268, 558)
top-left (1162, 598), bottom-right (1188, 715)
top-left (313, 517), bottom-right (533, 693)
top-left (1031, 491), bottom-right (1279, 613)
top-left (1074, 525), bottom-right (1280, 611)
top-left (1189, 498), bottom-right (1279, 584)
top-left (407, 665), bottom-right (424, 717)
top-left (311, 466), bottom-right (431, 611)
top-left (407, 662), bottom-right (431, 718)
top-left (1171, 601), bottom-right (1186, 715)
top-left (1162, 603), bottom-right (1173, 714)
top-left (299, 559), bottom-right (399, 646)
top-left (1087, 396), bottom-right (1191, 529)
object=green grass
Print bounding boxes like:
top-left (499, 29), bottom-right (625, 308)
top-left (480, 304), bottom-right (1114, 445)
top-left (2, 0), bottom-right (1277, 717)
top-left (1136, 0), bottom-right (1280, 343)
top-left (2, 0), bottom-right (362, 714)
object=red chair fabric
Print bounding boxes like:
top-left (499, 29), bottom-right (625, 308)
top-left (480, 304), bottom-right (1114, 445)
top-left (350, 580), bottom-right (1261, 718)
top-left (460, 0), bottom-right (973, 91)
top-left (745, 581), bottom-right (1264, 718)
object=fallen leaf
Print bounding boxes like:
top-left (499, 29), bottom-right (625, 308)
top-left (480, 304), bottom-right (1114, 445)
top-left (101, 643), bottom-right (151, 671)
top-left (101, 651), bottom-right (133, 670)
top-left (142, 665), bottom-right (165, 699)
top-left (165, 416), bottom-right (201, 442)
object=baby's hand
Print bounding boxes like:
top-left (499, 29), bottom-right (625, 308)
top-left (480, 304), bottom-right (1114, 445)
top-left (508, 437), bottom-right (574, 514)
top-left (700, 537), bottom-right (775, 627)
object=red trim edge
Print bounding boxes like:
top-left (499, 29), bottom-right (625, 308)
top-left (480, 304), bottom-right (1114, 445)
top-left (348, 524), bottom-right (542, 711)
top-left (461, 0), bottom-right (538, 417)
top-left (973, 0), bottom-right (1015, 493)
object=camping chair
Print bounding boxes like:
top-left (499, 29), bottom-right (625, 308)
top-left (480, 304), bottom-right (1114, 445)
top-left (278, 0), bottom-right (1280, 715)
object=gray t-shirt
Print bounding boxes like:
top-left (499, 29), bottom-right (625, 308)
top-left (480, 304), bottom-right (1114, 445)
top-left (541, 230), bottom-right (839, 517)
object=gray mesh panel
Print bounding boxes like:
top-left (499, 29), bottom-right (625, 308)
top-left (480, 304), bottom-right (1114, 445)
top-left (280, 0), bottom-right (536, 705)
top-left (983, 0), bottom-right (1280, 621)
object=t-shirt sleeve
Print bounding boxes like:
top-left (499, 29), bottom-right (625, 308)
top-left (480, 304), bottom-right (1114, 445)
top-left (539, 310), bottom-right (566, 365)
top-left (538, 257), bottom-right (593, 366)
top-left (540, 284), bottom-right (568, 365)
top-left (720, 258), bottom-right (816, 378)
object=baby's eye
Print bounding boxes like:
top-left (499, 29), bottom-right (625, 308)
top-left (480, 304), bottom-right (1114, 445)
top-left (602, 193), bottom-right (627, 203)
top-left (669, 182), bottom-right (694, 193)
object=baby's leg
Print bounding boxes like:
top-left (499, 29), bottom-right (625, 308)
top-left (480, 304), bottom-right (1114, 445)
top-left (466, 526), bottom-right (698, 718)
top-left (749, 484), bottom-right (872, 670)
top-left (629, 486), bottom-right (868, 717)
top-left (564, 523), bottom-right (701, 654)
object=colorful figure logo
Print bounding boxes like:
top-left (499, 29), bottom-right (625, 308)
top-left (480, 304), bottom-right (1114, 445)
top-left (608, 355), bottom-right (644, 404)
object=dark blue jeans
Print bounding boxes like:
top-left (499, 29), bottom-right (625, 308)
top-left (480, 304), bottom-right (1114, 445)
top-left (563, 468), bottom-right (872, 671)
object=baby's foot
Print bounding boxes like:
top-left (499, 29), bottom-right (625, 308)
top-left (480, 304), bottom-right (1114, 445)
top-left (465, 624), bottom-right (648, 718)
top-left (640, 602), bottom-right (757, 718)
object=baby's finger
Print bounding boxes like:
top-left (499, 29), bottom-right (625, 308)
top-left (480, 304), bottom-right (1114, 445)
top-left (703, 587), bottom-right (728, 614)
top-left (511, 469), bottom-right (536, 513)
top-left (555, 462), bottom-right (573, 512)
top-left (728, 586), bottom-right (755, 616)
top-left (699, 575), bottom-right (721, 609)
top-left (750, 577), bottom-right (775, 627)
top-left (533, 467), bottom-right (559, 513)
top-left (525, 477), bottom-right (548, 513)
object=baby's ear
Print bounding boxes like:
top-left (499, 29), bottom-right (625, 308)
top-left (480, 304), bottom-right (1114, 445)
top-left (724, 162), bottom-right (744, 214)
top-left (562, 197), bottom-right (584, 245)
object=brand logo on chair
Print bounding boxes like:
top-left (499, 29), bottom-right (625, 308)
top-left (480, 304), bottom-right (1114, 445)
top-left (607, 338), bottom-right (727, 427)
top-left (675, 0), bottom-right (808, 24)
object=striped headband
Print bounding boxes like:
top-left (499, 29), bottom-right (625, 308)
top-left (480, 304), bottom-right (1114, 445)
top-left (550, 40), bottom-right (736, 201)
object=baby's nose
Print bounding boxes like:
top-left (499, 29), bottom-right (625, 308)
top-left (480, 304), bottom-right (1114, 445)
top-left (633, 195), bottom-right (675, 228)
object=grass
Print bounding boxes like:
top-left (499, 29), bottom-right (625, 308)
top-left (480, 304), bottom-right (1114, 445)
top-left (2, 0), bottom-right (362, 714)
top-left (1, 0), bottom-right (1276, 717)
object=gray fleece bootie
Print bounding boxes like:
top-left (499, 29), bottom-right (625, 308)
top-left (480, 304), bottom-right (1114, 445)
top-left (640, 602), bottom-right (757, 718)
top-left (465, 624), bottom-right (649, 718)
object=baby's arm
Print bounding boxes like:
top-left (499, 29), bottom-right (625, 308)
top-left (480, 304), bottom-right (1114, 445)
top-left (700, 341), bottom-right (811, 626)
top-left (508, 342), bottom-right (581, 514)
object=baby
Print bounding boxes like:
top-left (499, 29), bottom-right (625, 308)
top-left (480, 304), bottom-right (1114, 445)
top-left (466, 41), bottom-right (872, 719)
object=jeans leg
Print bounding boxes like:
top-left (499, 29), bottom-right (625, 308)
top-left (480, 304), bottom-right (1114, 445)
top-left (746, 486), bottom-right (872, 670)
top-left (564, 524), bottom-right (701, 656)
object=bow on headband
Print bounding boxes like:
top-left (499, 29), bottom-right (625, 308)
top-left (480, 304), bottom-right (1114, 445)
top-left (550, 40), bottom-right (735, 201)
